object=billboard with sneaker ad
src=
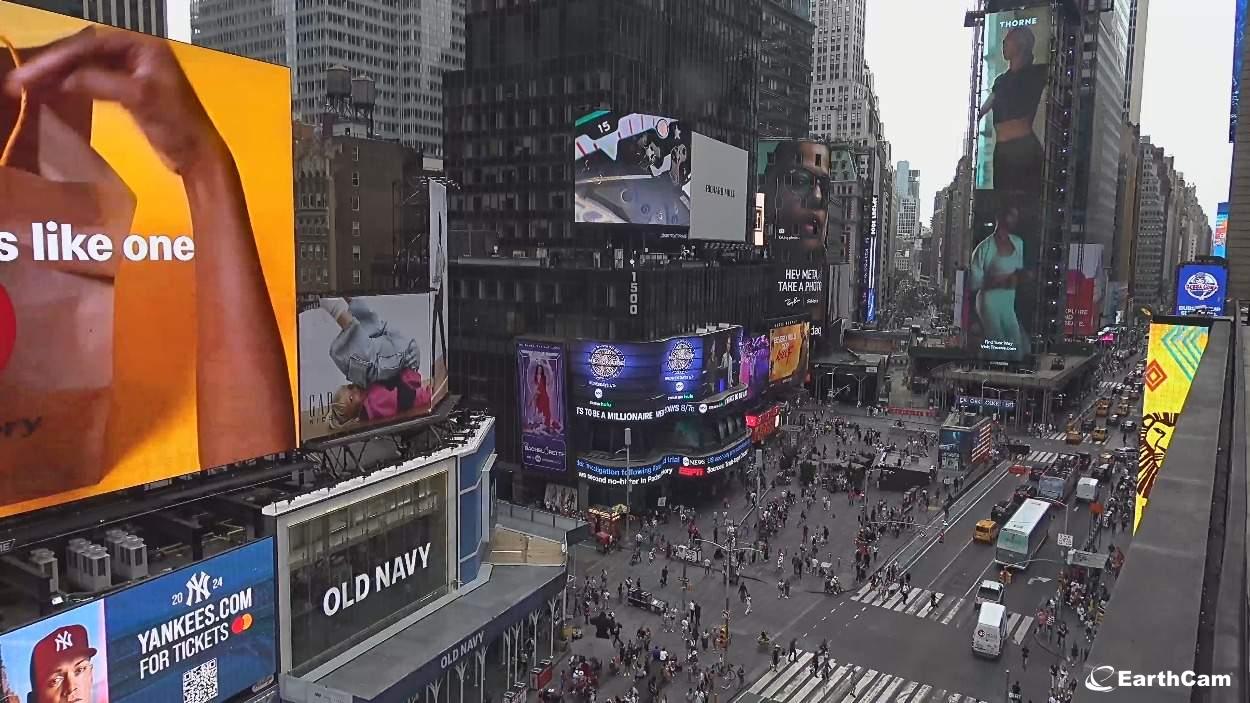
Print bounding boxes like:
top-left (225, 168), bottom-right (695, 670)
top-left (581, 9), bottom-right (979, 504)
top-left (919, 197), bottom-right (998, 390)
top-left (570, 327), bottom-right (748, 422)
top-left (298, 294), bottom-right (449, 441)
top-left (0, 538), bottom-right (277, 703)
top-left (966, 6), bottom-right (1052, 358)
top-left (1174, 262), bottom-right (1227, 316)
top-left (517, 340), bottom-right (568, 473)
top-left (0, 2), bottom-right (299, 518)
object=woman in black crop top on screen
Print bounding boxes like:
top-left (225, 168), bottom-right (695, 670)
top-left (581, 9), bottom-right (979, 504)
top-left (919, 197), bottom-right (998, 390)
top-left (978, 25), bottom-right (1048, 194)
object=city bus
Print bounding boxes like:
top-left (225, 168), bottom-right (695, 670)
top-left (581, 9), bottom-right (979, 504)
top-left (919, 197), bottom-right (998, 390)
top-left (994, 498), bottom-right (1052, 569)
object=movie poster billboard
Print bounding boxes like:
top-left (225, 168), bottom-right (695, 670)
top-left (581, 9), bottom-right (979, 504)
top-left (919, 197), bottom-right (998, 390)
top-left (517, 341), bottom-right (567, 473)
top-left (299, 294), bottom-right (448, 440)
top-left (738, 334), bottom-right (770, 400)
top-left (1233, 1), bottom-right (1247, 142)
top-left (1174, 263), bottom-right (1227, 316)
top-left (0, 2), bottom-right (298, 518)
top-left (1136, 321), bottom-right (1209, 532)
top-left (574, 111), bottom-right (690, 233)
top-left (0, 539), bottom-right (276, 703)
top-left (966, 6), bottom-right (1052, 358)
top-left (768, 319), bottom-right (810, 385)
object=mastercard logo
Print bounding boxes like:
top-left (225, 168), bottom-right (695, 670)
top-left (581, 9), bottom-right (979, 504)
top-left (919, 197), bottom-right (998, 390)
top-left (0, 284), bottom-right (14, 374)
top-left (230, 613), bottom-right (254, 634)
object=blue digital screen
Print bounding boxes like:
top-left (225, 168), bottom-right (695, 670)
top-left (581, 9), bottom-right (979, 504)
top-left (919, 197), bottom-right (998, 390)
top-left (1174, 264), bottom-right (1227, 316)
top-left (569, 341), bottom-right (664, 412)
top-left (0, 539), bottom-right (276, 703)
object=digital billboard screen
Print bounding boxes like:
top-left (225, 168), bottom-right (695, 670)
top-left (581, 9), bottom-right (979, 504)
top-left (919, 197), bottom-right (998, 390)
top-left (758, 139), bottom-right (832, 332)
top-left (0, 2), bottom-right (298, 518)
top-left (768, 319), bottom-right (810, 385)
top-left (569, 328), bottom-right (748, 421)
top-left (966, 6), bottom-right (1052, 358)
top-left (1064, 244), bottom-right (1103, 336)
top-left (574, 111), bottom-right (690, 231)
top-left (1234, 0), bottom-right (1247, 142)
top-left (1213, 202), bottom-right (1228, 258)
top-left (517, 341), bottom-right (568, 473)
top-left (298, 294), bottom-right (449, 441)
top-left (689, 133), bottom-right (749, 241)
top-left (738, 334), bottom-right (770, 400)
top-left (1174, 263), bottom-right (1228, 316)
top-left (0, 538), bottom-right (277, 703)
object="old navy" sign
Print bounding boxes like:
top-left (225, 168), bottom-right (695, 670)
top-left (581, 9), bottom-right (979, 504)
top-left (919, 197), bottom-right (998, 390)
top-left (321, 543), bottom-right (433, 616)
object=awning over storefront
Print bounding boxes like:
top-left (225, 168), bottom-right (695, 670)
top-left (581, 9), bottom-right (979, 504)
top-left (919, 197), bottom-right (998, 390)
top-left (310, 564), bottom-right (566, 703)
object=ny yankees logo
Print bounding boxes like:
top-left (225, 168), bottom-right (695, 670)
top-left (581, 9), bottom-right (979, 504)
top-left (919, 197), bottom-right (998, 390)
top-left (54, 629), bottom-right (74, 652)
top-left (185, 571), bottom-right (212, 606)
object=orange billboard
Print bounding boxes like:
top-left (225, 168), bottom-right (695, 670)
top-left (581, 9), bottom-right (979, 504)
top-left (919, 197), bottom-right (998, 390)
top-left (0, 2), bottom-right (297, 517)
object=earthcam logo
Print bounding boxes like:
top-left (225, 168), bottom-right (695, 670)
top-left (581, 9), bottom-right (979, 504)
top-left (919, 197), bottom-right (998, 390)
top-left (1084, 666), bottom-right (1231, 692)
top-left (1184, 271), bottom-right (1220, 301)
top-left (0, 284), bottom-right (13, 373)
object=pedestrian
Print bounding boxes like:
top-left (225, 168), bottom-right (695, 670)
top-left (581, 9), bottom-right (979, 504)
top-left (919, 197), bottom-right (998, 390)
top-left (788, 638), bottom-right (798, 662)
top-left (661, 565), bottom-right (669, 587)
top-left (745, 595), bottom-right (752, 615)
top-left (1021, 644), bottom-right (1030, 670)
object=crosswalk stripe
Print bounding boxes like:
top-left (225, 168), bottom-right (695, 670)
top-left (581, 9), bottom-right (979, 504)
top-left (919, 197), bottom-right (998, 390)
top-left (881, 590), bottom-right (905, 609)
top-left (826, 665), bottom-right (863, 702)
top-left (908, 685), bottom-right (932, 702)
top-left (1006, 613), bottom-right (1021, 635)
top-left (892, 591), bottom-right (916, 611)
top-left (758, 653), bottom-right (814, 697)
top-left (862, 674), bottom-right (894, 702)
top-left (916, 593), bottom-right (943, 618)
top-left (852, 582), bottom-right (874, 600)
top-left (904, 590), bottom-right (928, 614)
top-left (1011, 615), bottom-right (1035, 644)
top-left (839, 669), bottom-right (879, 703)
top-left (787, 664), bottom-right (828, 703)
top-left (747, 654), bottom-right (792, 694)
top-left (940, 597), bottom-right (964, 624)
top-left (876, 677), bottom-right (905, 702)
top-left (773, 661), bottom-right (812, 703)
top-left (893, 681), bottom-right (917, 702)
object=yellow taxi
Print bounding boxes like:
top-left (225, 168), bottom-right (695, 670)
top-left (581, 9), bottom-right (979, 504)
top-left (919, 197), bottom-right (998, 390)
top-left (974, 519), bottom-right (1000, 543)
top-left (1091, 426), bottom-right (1108, 443)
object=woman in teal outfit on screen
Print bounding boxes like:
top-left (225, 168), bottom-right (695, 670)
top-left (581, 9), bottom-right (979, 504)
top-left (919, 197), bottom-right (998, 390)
top-left (970, 207), bottom-right (1027, 352)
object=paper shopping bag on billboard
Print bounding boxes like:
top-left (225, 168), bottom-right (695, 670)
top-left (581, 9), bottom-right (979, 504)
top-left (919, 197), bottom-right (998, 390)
top-left (0, 50), bottom-right (137, 506)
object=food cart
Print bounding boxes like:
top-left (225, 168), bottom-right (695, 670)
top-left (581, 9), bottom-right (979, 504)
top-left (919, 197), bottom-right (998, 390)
top-left (587, 504), bottom-right (628, 542)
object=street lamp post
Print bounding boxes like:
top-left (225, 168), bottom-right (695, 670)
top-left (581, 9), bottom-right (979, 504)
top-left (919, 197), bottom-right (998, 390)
top-left (623, 428), bottom-right (633, 543)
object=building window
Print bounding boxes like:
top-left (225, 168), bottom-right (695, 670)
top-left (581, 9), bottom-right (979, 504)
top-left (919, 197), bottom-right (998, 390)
top-left (352, 221), bottom-right (361, 237)
top-left (351, 171), bottom-right (360, 187)
top-left (353, 146), bottom-right (360, 162)
top-left (351, 196), bottom-right (360, 211)
top-left (352, 269), bottom-right (362, 285)
top-left (352, 245), bottom-right (361, 262)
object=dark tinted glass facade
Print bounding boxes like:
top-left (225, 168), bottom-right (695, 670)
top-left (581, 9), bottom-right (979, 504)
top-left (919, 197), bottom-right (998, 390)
top-left (287, 473), bottom-right (450, 669)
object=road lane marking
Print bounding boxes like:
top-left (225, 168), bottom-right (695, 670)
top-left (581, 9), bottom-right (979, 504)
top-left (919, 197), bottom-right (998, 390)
top-left (1005, 613), bottom-right (1021, 635)
top-left (893, 681), bottom-right (917, 702)
top-left (757, 652), bottom-right (813, 697)
top-left (861, 674), bottom-right (894, 702)
top-left (839, 669), bottom-right (878, 703)
top-left (909, 685), bottom-right (932, 702)
top-left (877, 676), bottom-right (905, 702)
top-left (940, 597), bottom-right (964, 624)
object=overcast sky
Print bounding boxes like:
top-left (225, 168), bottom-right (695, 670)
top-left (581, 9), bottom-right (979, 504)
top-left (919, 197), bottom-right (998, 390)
top-left (168, 0), bottom-right (1234, 225)
top-left (865, 0), bottom-right (1236, 225)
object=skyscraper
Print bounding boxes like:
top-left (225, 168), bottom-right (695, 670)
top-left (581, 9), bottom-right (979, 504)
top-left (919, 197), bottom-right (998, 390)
top-left (17, 0), bottom-right (166, 35)
top-left (1123, 0), bottom-right (1150, 124)
top-left (759, 0), bottom-right (815, 139)
top-left (191, 0), bottom-right (464, 156)
top-left (808, 0), bottom-right (874, 144)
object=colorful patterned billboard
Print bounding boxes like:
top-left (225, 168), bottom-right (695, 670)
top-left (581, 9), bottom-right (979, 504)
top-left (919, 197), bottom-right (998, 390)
top-left (1137, 322), bottom-right (1210, 532)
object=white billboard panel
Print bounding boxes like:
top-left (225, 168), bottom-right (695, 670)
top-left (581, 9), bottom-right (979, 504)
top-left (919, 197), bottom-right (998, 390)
top-left (689, 133), bottom-right (749, 241)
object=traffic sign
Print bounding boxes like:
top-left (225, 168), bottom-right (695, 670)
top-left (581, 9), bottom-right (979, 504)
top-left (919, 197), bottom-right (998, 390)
top-left (1057, 533), bottom-right (1074, 548)
top-left (1067, 549), bottom-right (1106, 569)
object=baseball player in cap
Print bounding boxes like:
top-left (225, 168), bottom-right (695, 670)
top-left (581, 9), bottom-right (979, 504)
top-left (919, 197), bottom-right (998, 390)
top-left (27, 624), bottom-right (97, 703)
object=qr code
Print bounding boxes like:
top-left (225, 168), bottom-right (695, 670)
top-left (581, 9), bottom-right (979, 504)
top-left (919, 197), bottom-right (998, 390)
top-left (182, 658), bottom-right (219, 703)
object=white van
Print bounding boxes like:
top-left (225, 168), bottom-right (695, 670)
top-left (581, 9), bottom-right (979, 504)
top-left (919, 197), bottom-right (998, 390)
top-left (1076, 477), bottom-right (1100, 503)
top-left (972, 602), bottom-right (1007, 658)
